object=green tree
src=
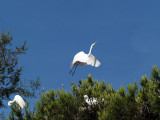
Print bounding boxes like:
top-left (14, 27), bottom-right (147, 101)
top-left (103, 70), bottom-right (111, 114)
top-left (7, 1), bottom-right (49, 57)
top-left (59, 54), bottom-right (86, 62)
top-left (0, 31), bottom-right (40, 109)
top-left (136, 65), bottom-right (160, 120)
top-left (7, 66), bottom-right (160, 120)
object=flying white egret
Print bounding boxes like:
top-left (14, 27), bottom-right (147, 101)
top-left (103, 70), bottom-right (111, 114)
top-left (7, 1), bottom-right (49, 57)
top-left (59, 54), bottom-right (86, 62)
top-left (70, 42), bottom-right (101, 76)
top-left (84, 95), bottom-right (98, 105)
top-left (8, 95), bottom-right (25, 109)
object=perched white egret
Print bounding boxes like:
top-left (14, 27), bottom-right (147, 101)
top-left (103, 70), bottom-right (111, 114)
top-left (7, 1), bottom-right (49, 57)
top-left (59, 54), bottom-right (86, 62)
top-left (8, 95), bottom-right (25, 109)
top-left (70, 42), bottom-right (101, 76)
top-left (84, 95), bottom-right (98, 105)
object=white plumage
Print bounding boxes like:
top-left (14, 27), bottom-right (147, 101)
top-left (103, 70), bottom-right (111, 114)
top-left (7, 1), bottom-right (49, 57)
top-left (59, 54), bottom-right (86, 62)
top-left (70, 42), bottom-right (101, 76)
top-left (84, 95), bottom-right (98, 105)
top-left (8, 95), bottom-right (25, 109)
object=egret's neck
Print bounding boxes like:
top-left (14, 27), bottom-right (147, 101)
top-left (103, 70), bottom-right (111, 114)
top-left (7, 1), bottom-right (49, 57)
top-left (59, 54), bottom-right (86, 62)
top-left (8, 101), bottom-right (13, 106)
top-left (88, 45), bottom-right (93, 55)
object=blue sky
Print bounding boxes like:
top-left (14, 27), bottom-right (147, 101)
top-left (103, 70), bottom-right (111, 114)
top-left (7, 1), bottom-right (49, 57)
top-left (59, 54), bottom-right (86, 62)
top-left (1, 0), bottom-right (160, 115)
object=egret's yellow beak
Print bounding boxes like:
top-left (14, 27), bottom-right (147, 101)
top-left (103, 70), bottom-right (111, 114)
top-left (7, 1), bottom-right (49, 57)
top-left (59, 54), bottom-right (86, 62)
top-left (93, 41), bottom-right (97, 45)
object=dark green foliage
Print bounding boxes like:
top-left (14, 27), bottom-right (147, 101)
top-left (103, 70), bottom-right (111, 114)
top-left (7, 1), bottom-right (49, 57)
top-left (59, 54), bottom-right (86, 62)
top-left (71, 74), bottom-right (115, 120)
top-left (8, 66), bottom-right (160, 120)
top-left (34, 89), bottom-right (81, 120)
top-left (7, 102), bottom-right (34, 120)
top-left (0, 31), bottom-right (40, 108)
top-left (98, 83), bottom-right (138, 120)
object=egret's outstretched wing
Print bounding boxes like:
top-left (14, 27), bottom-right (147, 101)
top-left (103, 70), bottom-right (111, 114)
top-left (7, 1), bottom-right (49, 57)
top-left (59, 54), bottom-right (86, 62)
top-left (72, 51), bottom-right (88, 64)
top-left (71, 51), bottom-right (88, 69)
top-left (70, 51), bottom-right (88, 76)
top-left (87, 54), bottom-right (101, 67)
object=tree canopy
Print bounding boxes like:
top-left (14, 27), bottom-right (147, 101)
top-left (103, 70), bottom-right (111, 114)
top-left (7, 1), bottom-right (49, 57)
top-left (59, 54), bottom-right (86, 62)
top-left (7, 65), bottom-right (160, 120)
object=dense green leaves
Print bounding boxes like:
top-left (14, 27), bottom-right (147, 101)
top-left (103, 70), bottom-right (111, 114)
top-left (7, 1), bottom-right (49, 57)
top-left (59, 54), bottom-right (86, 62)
top-left (8, 66), bottom-right (160, 120)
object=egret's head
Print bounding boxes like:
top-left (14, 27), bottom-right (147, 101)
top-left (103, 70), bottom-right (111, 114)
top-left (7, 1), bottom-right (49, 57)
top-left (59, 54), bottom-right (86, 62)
top-left (8, 101), bottom-right (12, 106)
top-left (92, 41), bottom-right (96, 46)
top-left (84, 95), bottom-right (88, 100)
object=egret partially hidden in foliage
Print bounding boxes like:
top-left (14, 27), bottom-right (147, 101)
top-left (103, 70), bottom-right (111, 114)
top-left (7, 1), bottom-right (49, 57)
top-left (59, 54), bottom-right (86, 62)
top-left (8, 95), bottom-right (25, 109)
top-left (84, 95), bottom-right (98, 105)
top-left (70, 42), bottom-right (101, 76)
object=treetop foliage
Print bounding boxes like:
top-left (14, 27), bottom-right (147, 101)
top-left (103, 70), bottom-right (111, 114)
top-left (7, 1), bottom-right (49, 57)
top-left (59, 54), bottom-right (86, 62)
top-left (7, 65), bottom-right (160, 120)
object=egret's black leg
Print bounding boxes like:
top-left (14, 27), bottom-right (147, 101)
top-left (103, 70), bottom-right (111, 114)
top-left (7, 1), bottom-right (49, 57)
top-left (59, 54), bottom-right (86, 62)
top-left (69, 66), bottom-right (74, 74)
top-left (72, 63), bottom-right (79, 76)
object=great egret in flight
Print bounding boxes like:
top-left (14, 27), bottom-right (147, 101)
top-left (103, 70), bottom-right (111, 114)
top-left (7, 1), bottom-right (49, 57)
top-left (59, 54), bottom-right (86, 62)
top-left (70, 42), bottom-right (101, 76)
top-left (8, 95), bottom-right (25, 109)
top-left (84, 95), bottom-right (98, 105)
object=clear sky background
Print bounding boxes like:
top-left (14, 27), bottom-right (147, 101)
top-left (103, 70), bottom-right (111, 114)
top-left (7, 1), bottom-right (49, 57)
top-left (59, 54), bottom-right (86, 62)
top-left (0, 0), bottom-right (160, 115)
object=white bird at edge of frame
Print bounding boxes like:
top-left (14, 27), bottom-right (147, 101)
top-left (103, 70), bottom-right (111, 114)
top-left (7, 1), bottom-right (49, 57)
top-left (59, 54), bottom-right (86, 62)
top-left (8, 95), bottom-right (25, 109)
top-left (70, 41), bottom-right (101, 76)
top-left (84, 95), bottom-right (98, 105)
